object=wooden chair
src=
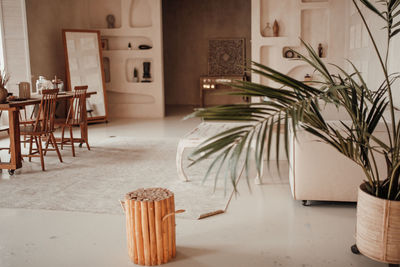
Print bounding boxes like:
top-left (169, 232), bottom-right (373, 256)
top-left (19, 105), bottom-right (37, 148)
top-left (55, 86), bottom-right (90, 157)
top-left (20, 89), bottom-right (62, 171)
top-left (0, 111), bottom-right (10, 154)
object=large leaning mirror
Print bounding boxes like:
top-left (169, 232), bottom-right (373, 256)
top-left (62, 29), bottom-right (108, 122)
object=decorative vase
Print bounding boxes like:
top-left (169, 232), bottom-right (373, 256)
top-left (273, 20), bottom-right (279, 37)
top-left (263, 22), bottom-right (272, 37)
top-left (142, 62), bottom-right (151, 83)
top-left (356, 183), bottom-right (400, 264)
top-left (0, 86), bottom-right (8, 103)
top-left (318, 43), bottom-right (324, 58)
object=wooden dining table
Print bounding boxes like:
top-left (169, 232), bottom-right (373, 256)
top-left (0, 91), bottom-right (96, 174)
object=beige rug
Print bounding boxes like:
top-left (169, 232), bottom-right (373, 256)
top-left (0, 137), bottom-right (239, 220)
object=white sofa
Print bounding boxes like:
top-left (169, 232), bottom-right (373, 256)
top-left (288, 122), bottom-right (388, 202)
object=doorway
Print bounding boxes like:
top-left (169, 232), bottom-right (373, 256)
top-left (162, 0), bottom-right (251, 114)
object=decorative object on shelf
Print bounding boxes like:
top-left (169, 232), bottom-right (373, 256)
top-left (18, 82), bottom-right (30, 99)
top-left (262, 22), bottom-right (272, 37)
top-left (101, 38), bottom-right (108, 50)
top-left (189, 1), bottom-right (400, 266)
top-left (208, 38), bottom-right (245, 76)
top-left (128, 42), bottom-right (132, 50)
top-left (133, 68), bottom-right (139, 83)
top-left (284, 49), bottom-right (295, 59)
top-left (120, 188), bottom-right (185, 265)
top-left (139, 44), bottom-right (152, 50)
top-left (318, 43), bottom-right (323, 58)
top-left (142, 62), bottom-right (151, 82)
top-left (106, 14), bottom-right (115, 28)
top-left (273, 20), bottom-right (279, 37)
top-left (0, 70), bottom-right (9, 103)
top-left (103, 57), bottom-right (111, 83)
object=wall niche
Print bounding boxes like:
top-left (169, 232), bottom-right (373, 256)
top-left (301, 8), bottom-right (329, 57)
top-left (125, 58), bottom-right (153, 83)
top-left (130, 0), bottom-right (153, 28)
top-left (259, 0), bottom-right (298, 37)
top-left (88, 0), bottom-right (122, 29)
top-left (103, 36), bottom-right (153, 50)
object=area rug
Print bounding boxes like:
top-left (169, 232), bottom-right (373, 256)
top-left (0, 137), bottom-right (239, 220)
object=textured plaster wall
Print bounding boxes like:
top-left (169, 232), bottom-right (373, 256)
top-left (162, 0), bottom-right (251, 106)
top-left (25, 0), bottom-right (90, 91)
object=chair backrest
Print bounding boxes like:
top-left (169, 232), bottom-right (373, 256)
top-left (66, 86), bottom-right (88, 125)
top-left (33, 89), bottom-right (59, 133)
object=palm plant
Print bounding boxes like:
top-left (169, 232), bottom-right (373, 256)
top-left (188, 0), bottom-right (400, 200)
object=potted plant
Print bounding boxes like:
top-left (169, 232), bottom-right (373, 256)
top-left (0, 70), bottom-right (9, 103)
top-left (188, 0), bottom-right (400, 264)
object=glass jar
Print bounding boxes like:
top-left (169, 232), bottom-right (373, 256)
top-left (36, 76), bottom-right (46, 95)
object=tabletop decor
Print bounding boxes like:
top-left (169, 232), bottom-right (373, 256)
top-left (189, 0), bottom-right (400, 264)
top-left (18, 82), bottom-right (30, 99)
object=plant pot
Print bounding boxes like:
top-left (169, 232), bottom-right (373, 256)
top-left (0, 86), bottom-right (7, 103)
top-left (356, 183), bottom-right (400, 264)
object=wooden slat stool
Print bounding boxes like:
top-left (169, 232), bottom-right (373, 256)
top-left (121, 188), bottom-right (184, 265)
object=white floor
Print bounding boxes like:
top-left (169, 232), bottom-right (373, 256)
top-left (0, 107), bottom-right (385, 267)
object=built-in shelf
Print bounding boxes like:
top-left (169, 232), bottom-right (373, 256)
top-left (90, 0), bottom-right (164, 118)
top-left (106, 81), bottom-right (156, 96)
top-left (101, 36), bottom-right (152, 50)
top-left (99, 27), bottom-right (154, 37)
top-left (300, 2), bottom-right (329, 9)
top-left (102, 50), bottom-right (153, 58)
top-left (108, 91), bottom-right (155, 105)
top-left (259, 36), bottom-right (290, 46)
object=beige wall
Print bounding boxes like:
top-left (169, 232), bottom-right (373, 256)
top-left (25, 0), bottom-right (90, 91)
top-left (162, 0), bottom-right (251, 106)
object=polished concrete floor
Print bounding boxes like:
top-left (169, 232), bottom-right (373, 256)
top-left (0, 107), bottom-right (385, 267)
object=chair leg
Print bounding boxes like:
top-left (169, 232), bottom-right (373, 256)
top-left (50, 133), bottom-right (63, 163)
top-left (44, 135), bottom-right (50, 156)
top-left (81, 124), bottom-right (90, 150)
top-left (28, 136), bottom-right (33, 162)
top-left (37, 136), bottom-right (45, 171)
top-left (61, 126), bottom-right (65, 150)
top-left (68, 126), bottom-right (75, 157)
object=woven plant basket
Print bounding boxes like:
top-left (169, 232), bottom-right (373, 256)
top-left (356, 183), bottom-right (400, 264)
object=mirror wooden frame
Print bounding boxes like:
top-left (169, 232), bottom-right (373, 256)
top-left (62, 29), bottom-right (108, 123)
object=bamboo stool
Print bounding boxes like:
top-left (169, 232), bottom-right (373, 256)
top-left (121, 188), bottom-right (184, 266)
